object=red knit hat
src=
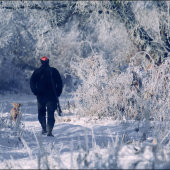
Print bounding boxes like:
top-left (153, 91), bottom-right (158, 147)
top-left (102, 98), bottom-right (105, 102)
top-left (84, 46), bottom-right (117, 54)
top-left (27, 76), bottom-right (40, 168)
top-left (41, 56), bottom-right (49, 61)
top-left (40, 56), bottom-right (49, 65)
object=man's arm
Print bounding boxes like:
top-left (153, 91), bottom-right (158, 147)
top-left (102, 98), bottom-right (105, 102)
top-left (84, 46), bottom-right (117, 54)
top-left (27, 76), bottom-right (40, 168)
top-left (30, 71), bottom-right (38, 96)
top-left (53, 68), bottom-right (63, 97)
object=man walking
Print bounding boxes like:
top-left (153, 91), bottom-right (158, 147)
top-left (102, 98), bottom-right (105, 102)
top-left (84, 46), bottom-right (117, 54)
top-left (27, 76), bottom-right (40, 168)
top-left (30, 56), bottom-right (63, 137)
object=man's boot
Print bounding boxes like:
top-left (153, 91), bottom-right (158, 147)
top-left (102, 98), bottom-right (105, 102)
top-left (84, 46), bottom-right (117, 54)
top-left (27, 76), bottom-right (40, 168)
top-left (47, 118), bottom-right (55, 137)
top-left (38, 116), bottom-right (47, 135)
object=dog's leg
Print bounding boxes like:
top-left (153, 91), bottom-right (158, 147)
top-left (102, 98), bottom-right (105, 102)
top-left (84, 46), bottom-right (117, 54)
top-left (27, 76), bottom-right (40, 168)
top-left (13, 111), bottom-right (17, 121)
top-left (10, 110), bottom-right (14, 120)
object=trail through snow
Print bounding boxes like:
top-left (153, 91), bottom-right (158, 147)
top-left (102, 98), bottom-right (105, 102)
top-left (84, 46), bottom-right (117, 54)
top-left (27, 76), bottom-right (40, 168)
top-left (0, 93), bottom-right (166, 169)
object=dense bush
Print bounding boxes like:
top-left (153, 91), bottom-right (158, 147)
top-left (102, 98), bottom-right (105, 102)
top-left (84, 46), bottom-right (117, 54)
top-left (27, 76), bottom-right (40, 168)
top-left (71, 51), bottom-right (170, 143)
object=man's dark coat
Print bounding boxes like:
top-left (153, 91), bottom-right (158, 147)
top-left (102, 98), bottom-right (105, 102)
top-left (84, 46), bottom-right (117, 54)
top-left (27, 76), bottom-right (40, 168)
top-left (30, 64), bottom-right (63, 100)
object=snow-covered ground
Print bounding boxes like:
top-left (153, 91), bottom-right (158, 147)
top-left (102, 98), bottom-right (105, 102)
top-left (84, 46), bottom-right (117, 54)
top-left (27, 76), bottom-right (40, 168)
top-left (0, 93), bottom-right (170, 169)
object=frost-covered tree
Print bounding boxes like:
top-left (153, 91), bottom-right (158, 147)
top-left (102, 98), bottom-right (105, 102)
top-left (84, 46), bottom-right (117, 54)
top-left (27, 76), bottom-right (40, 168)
top-left (0, 1), bottom-right (170, 92)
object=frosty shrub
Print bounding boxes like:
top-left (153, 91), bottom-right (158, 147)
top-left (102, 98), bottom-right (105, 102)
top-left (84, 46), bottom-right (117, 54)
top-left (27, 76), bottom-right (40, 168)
top-left (71, 54), bottom-right (113, 117)
top-left (7, 130), bottom-right (170, 169)
top-left (0, 103), bottom-right (25, 140)
top-left (70, 52), bottom-right (149, 118)
top-left (71, 51), bottom-right (170, 141)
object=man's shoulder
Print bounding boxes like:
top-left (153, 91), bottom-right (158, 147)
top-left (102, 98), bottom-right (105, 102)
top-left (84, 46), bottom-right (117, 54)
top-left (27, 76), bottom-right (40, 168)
top-left (32, 67), bottom-right (45, 76)
top-left (51, 67), bottom-right (59, 72)
top-left (33, 67), bottom-right (41, 73)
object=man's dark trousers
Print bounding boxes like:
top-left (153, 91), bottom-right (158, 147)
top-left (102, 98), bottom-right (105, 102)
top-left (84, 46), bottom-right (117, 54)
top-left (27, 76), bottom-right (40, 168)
top-left (37, 96), bottom-right (57, 135)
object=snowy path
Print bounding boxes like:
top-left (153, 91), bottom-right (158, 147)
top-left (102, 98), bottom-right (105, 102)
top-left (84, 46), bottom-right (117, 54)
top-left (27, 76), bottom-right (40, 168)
top-left (0, 93), bottom-right (162, 169)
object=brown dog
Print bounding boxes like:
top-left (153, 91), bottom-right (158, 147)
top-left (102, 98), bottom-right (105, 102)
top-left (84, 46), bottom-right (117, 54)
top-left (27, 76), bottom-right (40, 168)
top-left (10, 103), bottom-right (23, 121)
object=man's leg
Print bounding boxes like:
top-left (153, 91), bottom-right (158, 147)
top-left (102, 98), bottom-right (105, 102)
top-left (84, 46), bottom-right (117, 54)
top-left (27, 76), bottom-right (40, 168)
top-left (46, 101), bottom-right (57, 136)
top-left (37, 97), bottom-right (47, 135)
